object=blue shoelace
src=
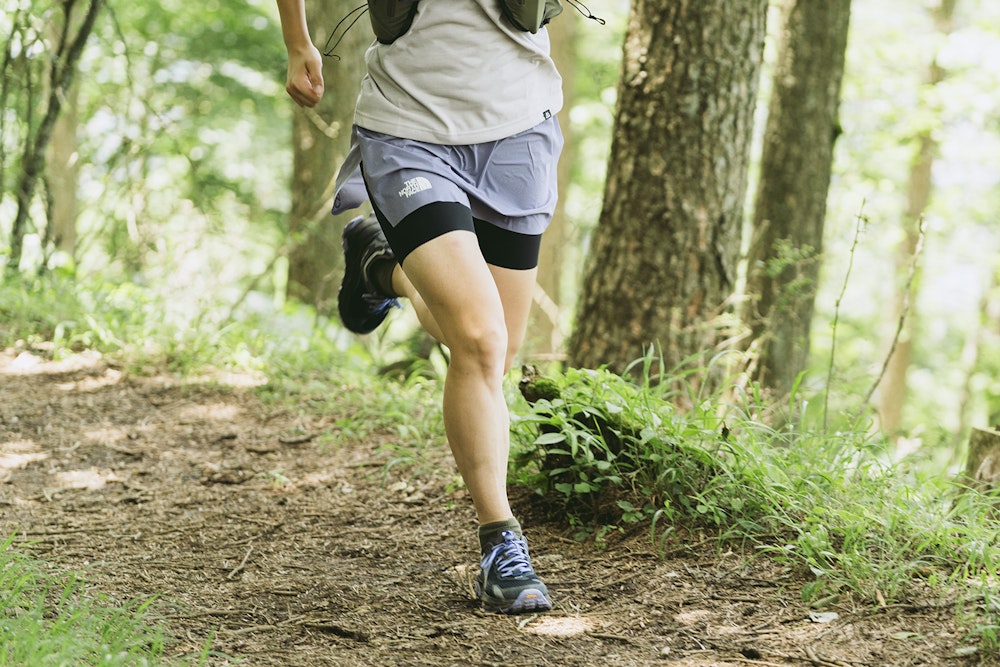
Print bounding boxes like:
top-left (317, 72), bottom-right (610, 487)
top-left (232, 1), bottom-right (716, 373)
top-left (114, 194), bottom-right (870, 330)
top-left (486, 531), bottom-right (536, 579)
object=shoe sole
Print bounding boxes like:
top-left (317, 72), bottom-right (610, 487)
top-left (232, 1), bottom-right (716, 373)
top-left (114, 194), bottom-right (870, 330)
top-left (482, 588), bottom-right (553, 615)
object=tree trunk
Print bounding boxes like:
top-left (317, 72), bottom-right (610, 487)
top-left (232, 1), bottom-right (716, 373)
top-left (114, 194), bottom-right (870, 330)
top-left (743, 0), bottom-right (852, 401)
top-left (286, 0), bottom-right (369, 312)
top-left (527, 14), bottom-right (577, 358)
top-left (8, 0), bottom-right (102, 276)
top-left (877, 0), bottom-right (958, 438)
top-left (567, 0), bottom-right (768, 377)
top-left (45, 77), bottom-right (80, 263)
top-left (963, 427), bottom-right (1000, 495)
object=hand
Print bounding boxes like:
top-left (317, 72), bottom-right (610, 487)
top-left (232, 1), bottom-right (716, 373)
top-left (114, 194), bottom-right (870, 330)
top-left (285, 44), bottom-right (325, 107)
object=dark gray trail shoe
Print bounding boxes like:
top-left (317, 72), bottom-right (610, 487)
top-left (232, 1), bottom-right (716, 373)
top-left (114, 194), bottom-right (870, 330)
top-left (475, 531), bottom-right (553, 614)
top-left (338, 214), bottom-right (399, 335)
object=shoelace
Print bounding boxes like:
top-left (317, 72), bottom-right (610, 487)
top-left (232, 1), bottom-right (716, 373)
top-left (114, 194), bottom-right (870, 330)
top-left (488, 531), bottom-right (536, 579)
top-left (362, 292), bottom-right (399, 312)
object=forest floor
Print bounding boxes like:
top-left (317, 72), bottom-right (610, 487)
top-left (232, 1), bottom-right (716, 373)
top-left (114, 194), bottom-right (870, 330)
top-left (0, 349), bottom-right (988, 666)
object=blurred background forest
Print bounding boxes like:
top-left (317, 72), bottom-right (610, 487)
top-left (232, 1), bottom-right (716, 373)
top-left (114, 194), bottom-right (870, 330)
top-left (3, 0), bottom-right (1000, 471)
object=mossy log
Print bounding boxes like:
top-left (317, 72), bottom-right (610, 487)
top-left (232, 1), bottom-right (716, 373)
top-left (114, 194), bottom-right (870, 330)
top-left (518, 365), bottom-right (562, 404)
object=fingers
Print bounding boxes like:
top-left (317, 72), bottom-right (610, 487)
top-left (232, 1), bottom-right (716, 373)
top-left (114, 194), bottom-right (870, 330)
top-left (286, 72), bottom-right (324, 107)
top-left (285, 49), bottom-right (325, 107)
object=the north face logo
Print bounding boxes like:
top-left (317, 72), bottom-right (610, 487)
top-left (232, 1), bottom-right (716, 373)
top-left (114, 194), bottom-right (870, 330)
top-left (399, 177), bottom-right (433, 198)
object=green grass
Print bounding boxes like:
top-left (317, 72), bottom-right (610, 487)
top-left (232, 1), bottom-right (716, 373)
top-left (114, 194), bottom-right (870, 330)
top-left (0, 536), bottom-right (213, 666)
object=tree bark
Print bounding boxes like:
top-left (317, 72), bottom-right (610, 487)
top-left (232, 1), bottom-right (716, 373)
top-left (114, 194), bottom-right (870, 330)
top-left (743, 0), bottom-right (852, 401)
top-left (963, 427), bottom-right (1000, 495)
top-left (8, 0), bottom-right (102, 276)
top-left (286, 0), bottom-right (369, 312)
top-left (45, 75), bottom-right (81, 262)
top-left (567, 0), bottom-right (768, 377)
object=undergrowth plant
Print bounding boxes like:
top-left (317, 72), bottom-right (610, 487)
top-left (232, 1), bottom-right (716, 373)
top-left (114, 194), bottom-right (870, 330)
top-left (509, 357), bottom-right (1000, 656)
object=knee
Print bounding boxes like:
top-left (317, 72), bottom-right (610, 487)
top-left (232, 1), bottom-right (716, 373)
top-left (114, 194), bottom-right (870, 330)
top-left (449, 319), bottom-right (508, 377)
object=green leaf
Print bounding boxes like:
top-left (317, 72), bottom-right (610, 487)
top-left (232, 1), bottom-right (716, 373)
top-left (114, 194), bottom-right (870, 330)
top-left (535, 432), bottom-right (567, 445)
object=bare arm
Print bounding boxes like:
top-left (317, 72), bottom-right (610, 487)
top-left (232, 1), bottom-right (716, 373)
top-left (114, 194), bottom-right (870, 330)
top-left (275, 0), bottom-right (325, 107)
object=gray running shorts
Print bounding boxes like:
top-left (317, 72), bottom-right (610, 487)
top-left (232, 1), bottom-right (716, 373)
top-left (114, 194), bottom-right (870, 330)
top-left (352, 116), bottom-right (563, 236)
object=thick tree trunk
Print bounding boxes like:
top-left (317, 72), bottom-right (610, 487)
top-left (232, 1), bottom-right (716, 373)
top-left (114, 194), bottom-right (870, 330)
top-left (286, 0), bottom-right (369, 311)
top-left (877, 0), bottom-right (958, 438)
top-left (744, 0), bottom-right (852, 401)
top-left (567, 0), bottom-right (767, 376)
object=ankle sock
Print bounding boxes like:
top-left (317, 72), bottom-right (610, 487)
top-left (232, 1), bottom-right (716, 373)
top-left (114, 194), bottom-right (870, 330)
top-left (479, 517), bottom-right (522, 554)
top-left (369, 258), bottom-right (398, 298)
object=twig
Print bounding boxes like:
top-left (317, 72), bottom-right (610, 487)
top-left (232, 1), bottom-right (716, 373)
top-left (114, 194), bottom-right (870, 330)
top-left (804, 645), bottom-right (853, 667)
top-left (852, 217), bottom-right (926, 430)
top-left (300, 621), bottom-right (370, 641)
top-left (729, 658), bottom-right (799, 667)
top-left (278, 433), bottom-right (314, 445)
top-left (824, 202), bottom-right (866, 431)
top-left (587, 632), bottom-right (634, 644)
top-left (227, 545), bottom-right (253, 580)
top-left (164, 609), bottom-right (244, 619)
top-left (222, 623), bottom-right (278, 636)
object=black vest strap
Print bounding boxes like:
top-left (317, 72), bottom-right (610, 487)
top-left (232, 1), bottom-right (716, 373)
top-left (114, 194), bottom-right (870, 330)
top-left (366, 0), bottom-right (564, 44)
top-left (368, 0), bottom-right (419, 45)
top-left (500, 0), bottom-right (564, 33)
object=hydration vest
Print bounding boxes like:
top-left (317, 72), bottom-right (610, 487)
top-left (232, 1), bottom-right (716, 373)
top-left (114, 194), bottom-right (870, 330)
top-left (368, 0), bottom-right (564, 44)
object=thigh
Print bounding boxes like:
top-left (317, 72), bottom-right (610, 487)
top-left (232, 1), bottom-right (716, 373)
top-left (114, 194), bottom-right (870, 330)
top-left (489, 264), bottom-right (538, 369)
top-left (401, 229), bottom-right (507, 352)
top-left (472, 219), bottom-right (542, 365)
top-left (390, 206), bottom-right (537, 364)
top-left (382, 202), bottom-right (504, 348)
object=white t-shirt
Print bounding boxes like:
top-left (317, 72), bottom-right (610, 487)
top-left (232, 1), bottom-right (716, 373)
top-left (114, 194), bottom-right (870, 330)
top-left (354, 0), bottom-right (563, 145)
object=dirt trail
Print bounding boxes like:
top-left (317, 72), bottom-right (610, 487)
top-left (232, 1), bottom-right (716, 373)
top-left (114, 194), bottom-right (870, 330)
top-left (0, 350), bottom-right (982, 666)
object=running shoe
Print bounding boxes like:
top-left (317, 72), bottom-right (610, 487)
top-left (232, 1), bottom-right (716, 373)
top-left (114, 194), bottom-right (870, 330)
top-left (476, 531), bottom-right (553, 614)
top-left (338, 214), bottom-right (399, 334)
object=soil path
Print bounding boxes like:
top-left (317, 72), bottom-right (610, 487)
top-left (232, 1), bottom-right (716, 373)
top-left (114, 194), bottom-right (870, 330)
top-left (0, 350), bottom-right (982, 666)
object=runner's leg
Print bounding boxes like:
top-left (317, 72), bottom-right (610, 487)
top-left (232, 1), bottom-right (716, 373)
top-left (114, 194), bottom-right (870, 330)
top-left (392, 229), bottom-right (515, 525)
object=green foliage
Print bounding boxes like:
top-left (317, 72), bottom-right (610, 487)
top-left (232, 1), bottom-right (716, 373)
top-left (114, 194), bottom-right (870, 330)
top-left (2, 0), bottom-right (291, 288)
top-left (510, 361), bottom-right (784, 538)
top-left (0, 535), bottom-right (208, 665)
top-left (510, 360), bottom-right (1000, 654)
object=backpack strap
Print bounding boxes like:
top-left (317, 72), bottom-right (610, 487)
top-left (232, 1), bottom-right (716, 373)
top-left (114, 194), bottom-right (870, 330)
top-left (368, 0), bottom-right (419, 44)
top-left (366, 0), bottom-right (571, 47)
top-left (500, 0), bottom-right (564, 33)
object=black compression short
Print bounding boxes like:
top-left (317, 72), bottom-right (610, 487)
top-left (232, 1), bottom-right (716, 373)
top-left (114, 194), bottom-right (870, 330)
top-left (369, 200), bottom-right (542, 270)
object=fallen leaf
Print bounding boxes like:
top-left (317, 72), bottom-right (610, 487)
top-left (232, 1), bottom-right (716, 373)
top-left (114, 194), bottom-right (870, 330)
top-left (808, 612), bottom-right (839, 624)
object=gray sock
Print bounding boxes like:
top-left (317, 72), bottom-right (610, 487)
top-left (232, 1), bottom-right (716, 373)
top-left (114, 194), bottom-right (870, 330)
top-left (369, 258), bottom-right (398, 298)
top-left (478, 518), bottom-right (522, 554)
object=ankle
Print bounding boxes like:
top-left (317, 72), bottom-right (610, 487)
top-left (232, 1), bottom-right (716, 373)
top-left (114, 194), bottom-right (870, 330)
top-left (479, 517), bottom-right (522, 553)
top-left (369, 257), bottom-right (398, 298)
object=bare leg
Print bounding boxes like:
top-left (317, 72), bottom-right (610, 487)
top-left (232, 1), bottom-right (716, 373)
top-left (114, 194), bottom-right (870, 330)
top-left (391, 255), bottom-right (537, 374)
top-left (389, 231), bottom-right (536, 524)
